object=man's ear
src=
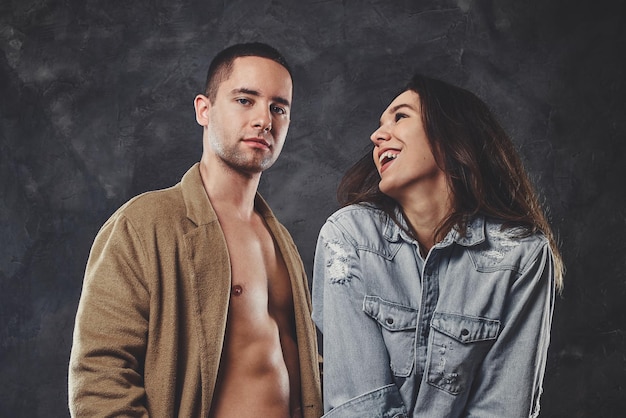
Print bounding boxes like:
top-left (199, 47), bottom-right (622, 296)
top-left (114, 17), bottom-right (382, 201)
top-left (194, 94), bottom-right (211, 127)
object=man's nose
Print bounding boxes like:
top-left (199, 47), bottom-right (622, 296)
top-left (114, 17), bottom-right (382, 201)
top-left (253, 105), bottom-right (272, 132)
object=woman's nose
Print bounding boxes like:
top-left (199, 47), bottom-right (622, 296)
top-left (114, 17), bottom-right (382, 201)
top-left (370, 126), bottom-right (390, 145)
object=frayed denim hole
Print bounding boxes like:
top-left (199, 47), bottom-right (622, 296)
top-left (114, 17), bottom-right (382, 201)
top-left (470, 225), bottom-right (523, 271)
top-left (324, 239), bottom-right (351, 285)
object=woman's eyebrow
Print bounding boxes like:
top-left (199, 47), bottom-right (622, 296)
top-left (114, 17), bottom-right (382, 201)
top-left (387, 103), bottom-right (417, 114)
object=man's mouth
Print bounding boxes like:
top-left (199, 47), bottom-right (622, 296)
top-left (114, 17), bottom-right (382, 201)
top-left (243, 137), bottom-right (271, 150)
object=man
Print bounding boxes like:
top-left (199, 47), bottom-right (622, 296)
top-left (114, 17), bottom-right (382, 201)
top-left (69, 43), bottom-right (322, 418)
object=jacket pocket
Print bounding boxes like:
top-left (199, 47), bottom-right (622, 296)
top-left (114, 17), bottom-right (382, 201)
top-left (363, 296), bottom-right (418, 378)
top-left (426, 312), bottom-right (500, 395)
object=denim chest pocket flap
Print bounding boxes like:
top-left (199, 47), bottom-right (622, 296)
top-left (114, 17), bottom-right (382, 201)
top-left (363, 296), bottom-right (418, 377)
top-left (363, 296), bottom-right (418, 331)
top-left (430, 312), bottom-right (500, 343)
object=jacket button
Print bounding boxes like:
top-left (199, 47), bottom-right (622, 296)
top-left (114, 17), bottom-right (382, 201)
top-left (460, 328), bottom-right (470, 337)
top-left (386, 317), bottom-right (394, 325)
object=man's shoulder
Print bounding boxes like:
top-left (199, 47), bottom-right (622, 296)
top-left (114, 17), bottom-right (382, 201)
top-left (125, 183), bottom-right (183, 215)
top-left (110, 165), bottom-right (203, 227)
top-left (104, 182), bottom-right (186, 233)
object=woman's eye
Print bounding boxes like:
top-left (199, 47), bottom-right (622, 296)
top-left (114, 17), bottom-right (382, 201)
top-left (395, 112), bottom-right (408, 122)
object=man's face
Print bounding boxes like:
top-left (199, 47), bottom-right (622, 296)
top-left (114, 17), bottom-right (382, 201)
top-left (197, 56), bottom-right (293, 175)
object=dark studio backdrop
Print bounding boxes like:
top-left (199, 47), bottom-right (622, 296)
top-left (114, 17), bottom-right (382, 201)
top-left (1, 0), bottom-right (625, 416)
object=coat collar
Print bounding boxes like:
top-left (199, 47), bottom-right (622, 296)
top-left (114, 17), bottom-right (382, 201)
top-left (180, 163), bottom-right (276, 226)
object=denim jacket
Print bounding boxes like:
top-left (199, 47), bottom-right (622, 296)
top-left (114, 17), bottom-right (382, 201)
top-left (312, 204), bottom-right (555, 418)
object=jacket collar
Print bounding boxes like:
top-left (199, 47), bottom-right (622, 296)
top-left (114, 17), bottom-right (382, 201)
top-left (382, 206), bottom-right (486, 248)
top-left (442, 216), bottom-right (485, 247)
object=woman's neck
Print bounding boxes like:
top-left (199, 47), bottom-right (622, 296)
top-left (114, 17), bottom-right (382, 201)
top-left (397, 185), bottom-right (455, 253)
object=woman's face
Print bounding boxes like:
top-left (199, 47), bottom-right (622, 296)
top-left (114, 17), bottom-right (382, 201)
top-left (370, 90), bottom-right (446, 201)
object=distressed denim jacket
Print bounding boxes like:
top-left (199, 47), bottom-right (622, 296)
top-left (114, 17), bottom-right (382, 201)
top-left (312, 204), bottom-right (555, 418)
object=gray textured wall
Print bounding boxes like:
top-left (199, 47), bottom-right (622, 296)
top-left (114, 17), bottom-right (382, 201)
top-left (1, 0), bottom-right (625, 416)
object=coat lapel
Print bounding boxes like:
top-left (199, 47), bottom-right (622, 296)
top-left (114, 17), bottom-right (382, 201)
top-left (180, 164), bottom-right (231, 415)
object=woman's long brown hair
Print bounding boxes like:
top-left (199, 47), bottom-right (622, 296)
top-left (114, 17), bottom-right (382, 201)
top-left (338, 74), bottom-right (564, 291)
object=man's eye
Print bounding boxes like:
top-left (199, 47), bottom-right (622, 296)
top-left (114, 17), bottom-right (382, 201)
top-left (237, 98), bottom-right (251, 105)
top-left (271, 105), bottom-right (286, 115)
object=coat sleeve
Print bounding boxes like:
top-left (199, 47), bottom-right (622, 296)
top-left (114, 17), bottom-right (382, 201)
top-left (68, 214), bottom-right (152, 417)
top-left (311, 220), bottom-right (408, 417)
top-left (462, 242), bottom-right (556, 417)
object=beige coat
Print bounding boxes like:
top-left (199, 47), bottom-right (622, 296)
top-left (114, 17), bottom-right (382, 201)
top-left (69, 164), bottom-right (322, 417)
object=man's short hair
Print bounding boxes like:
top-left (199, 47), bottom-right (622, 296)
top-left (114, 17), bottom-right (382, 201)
top-left (204, 42), bottom-right (292, 103)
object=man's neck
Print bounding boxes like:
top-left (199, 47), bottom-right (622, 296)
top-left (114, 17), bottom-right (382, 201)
top-left (199, 157), bottom-right (261, 221)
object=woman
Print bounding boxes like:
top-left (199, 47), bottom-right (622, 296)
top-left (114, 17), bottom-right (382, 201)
top-left (312, 74), bottom-right (564, 417)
